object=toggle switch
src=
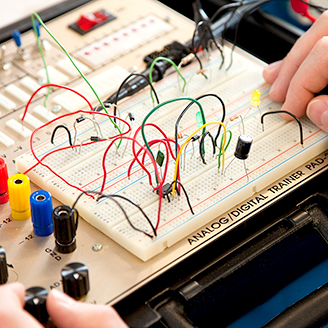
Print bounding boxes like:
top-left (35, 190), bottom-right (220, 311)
top-left (11, 29), bottom-right (30, 60)
top-left (69, 9), bottom-right (116, 35)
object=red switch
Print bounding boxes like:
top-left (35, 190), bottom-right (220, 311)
top-left (77, 10), bottom-right (110, 31)
top-left (70, 9), bottom-right (116, 35)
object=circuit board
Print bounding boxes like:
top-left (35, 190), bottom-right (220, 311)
top-left (15, 49), bottom-right (328, 261)
top-left (1, 0), bottom-right (328, 305)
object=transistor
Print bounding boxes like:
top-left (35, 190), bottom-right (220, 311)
top-left (156, 182), bottom-right (176, 202)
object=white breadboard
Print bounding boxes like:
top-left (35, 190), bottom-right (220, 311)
top-left (16, 48), bottom-right (328, 261)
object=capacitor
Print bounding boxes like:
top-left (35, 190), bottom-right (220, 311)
top-left (8, 174), bottom-right (31, 221)
top-left (24, 287), bottom-right (49, 324)
top-left (0, 246), bottom-right (8, 285)
top-left (250, 89), bottom-right (261, 106)
top-left (234, 134), bottom-right (253, 160)
top-left (0, 158), bottom-right (9, 204)
top-left (52, 205), bottom-right (78, 253)
top-left (61, 262), bottom-right (90, 300)
top-left (30, 190), bottom-right (53, 237)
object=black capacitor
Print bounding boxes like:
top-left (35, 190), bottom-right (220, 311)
top-left (52, 205), bottom-right (78, 254)
top-left (0, 246), bottom-right (8, 285)
top-left (61, 262), bottom-right (90, 300)
top-left (24, 287), bottom-right (49, 324)
top-left (234, 134), bottom-right (253, 160)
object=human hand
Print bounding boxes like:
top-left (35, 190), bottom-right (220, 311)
top-left (263, 11), bottom-right (328, 132)
top-left (0, 282), bottom-right (128, 328)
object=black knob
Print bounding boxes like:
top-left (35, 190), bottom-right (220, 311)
top-left (52, 205), bottom-right (78, 253)
top-left (0, 246), bottom-right (8, 285)
top-left (24, 287), bottom-right (49, 323)
top-left (61, 262), bottom-right (90, 300)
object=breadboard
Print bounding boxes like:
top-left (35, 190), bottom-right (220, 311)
top-left (16, 48), bottom-right (328, 261)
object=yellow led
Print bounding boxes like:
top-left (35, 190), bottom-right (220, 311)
top-left (8, 174), bottom-right (31, 221)
top-left (250, 90), bottom-right (261, 106)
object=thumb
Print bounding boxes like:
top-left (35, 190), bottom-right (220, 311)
top-left (0, 282), bottom-right (43, 328)
top-left (47, 289), bottom-right (128, 328)
top-left (306, 95), bottom-right (328, 132)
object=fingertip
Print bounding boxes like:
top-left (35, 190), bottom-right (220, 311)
top-left (47, 289), bottom-right (74, 316)
top-left (307, 97), bottom-right (328, 132)
top-left (263, 60), bottom-right (282, 84)
top-left (0, 282), bottom-right (25, 307)
top-left (280, 111), bottom-right (293, 121)
top-left (11, 282), bottom-right (26, 306)
top-left (47, 289), bottom-right (128, 328)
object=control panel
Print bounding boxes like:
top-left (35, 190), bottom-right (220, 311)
top-left (0, 0), bottom-right (327, 308)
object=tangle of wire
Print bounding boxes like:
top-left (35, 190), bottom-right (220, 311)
top-left (111, 72), bottom-right (160, 122)
top-left (72, 190), bottom-right (156, 239)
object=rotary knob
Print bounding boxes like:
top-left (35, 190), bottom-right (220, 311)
top-left (61, 262), bottom-right (90, 300)
top-left (24, 287), bottom-right (49, 324)
top-left (0, 246), bottom-right (8, 285)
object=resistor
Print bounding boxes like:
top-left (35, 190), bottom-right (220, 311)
top-left (229, 115), bottom-right (239, 122)
top-left (169, 132), bottom-right (185, 139)
top-left (250, 90), bottom-right (261, 106)
top-left (8, 174), bottom-right (31, 221)
top-left (180, 53), bottom-right (195, 66)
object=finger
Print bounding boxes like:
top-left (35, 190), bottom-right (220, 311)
top-left (306, 95), bottom-right (328, 132)
top-left (0, 282), bottom-right (43, 328)
top-left (281, 36), bottom-right (328, 119)
top-left (269, 11), bottom-right (328, 103)
top-left (47, 289), bottom-right (128, 328)
top-left (263, 60), bottom-right (282, 84)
